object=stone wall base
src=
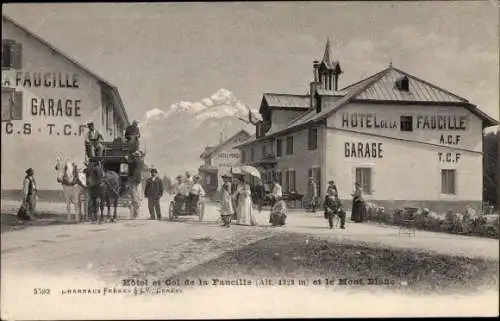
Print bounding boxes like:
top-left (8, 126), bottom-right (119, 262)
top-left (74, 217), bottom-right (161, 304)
top-left (339, 199), bottom-right (483, 214)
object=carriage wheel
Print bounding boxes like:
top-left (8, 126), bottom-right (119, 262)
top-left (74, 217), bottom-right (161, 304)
top-left (198, 202), bottom-right (204, 222)
top-left (168, 201), bottom-right (175, 221)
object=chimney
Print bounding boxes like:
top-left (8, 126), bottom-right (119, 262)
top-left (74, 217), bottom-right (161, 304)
top-left (313, 60), bottom-right (320, 82)
top-left (310, 60), bottom-right (320, 108)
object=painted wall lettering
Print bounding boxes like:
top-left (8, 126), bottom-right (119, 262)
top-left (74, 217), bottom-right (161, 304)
top-left (344, 142), bottom-right (383, 158)
top-left (31, 98), bottom-right (81, 117)
top-left (416, 115), bottom-right (467, 130)
top-left (438, 152), bottom-right (460, 163)
top-left (3, 122), bottom-right (87, 136)
top-left (439, 134), bottom-right (461, 145)
top-left (15, 72), bottom-right (80, 88)
top-left (341, 113), bottom-right (397, 129)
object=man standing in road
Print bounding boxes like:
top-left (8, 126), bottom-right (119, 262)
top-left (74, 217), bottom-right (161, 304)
top-left (252, 178), bottom-right (266, 212)
top-left (307, 177), bottom-right (318, 213)
top-left (270, 178), bottom-right (282, 207)
top-left (144, 168), bottom-right (164, 220)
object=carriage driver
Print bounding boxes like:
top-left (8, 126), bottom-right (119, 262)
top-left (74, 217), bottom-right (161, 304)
top-left (84, 121), bottom-right (104, 160)
top-left (125, 120), bottom-right (141, 154)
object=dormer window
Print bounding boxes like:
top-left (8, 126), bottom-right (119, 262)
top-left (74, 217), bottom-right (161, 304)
top-left (395, 76), bottom-right (409, 91)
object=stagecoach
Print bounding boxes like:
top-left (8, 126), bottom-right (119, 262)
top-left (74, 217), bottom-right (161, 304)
top-left (80, 139), bottom-right (145, 220)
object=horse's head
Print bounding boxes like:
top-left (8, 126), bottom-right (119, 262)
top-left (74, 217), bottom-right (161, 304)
top-left (54, 157), bottom-right (75, 185)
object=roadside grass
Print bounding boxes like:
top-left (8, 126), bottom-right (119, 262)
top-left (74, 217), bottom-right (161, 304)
top-left (177, 232), bottom-right (499, 295)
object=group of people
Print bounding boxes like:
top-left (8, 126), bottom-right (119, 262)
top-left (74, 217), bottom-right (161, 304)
top-left (84, 119), bottom-right (142, 161)
top-left (218, 176), bottom-right (287, 228)
top-left (307, 178), bottom-right (367, 229)
top-left (144, 170), bottom-right (207, 221)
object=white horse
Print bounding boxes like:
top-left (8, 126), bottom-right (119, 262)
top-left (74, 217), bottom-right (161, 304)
top-left (54, 157), bottom-right (86, 221)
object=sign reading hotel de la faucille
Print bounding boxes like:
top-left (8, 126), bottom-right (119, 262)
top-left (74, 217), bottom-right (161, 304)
top-left (341, 112), bottom-right (468, 165)
top-left (3, 71), bottom-right (89, 137)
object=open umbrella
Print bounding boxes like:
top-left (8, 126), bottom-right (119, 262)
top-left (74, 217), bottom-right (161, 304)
top-left (232, 165), bottom-right (261, 179)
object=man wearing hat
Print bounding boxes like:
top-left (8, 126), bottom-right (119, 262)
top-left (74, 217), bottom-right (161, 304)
top-left (144, 168), bottom-right (164, 220)
top-left (252, 178), bottom-right (265, 212)
top-left (125, 120), bottom-right (141, 154)
top-left (84, 121), bottom-right (104, 160)
top-left (306, 177), bottom-right (318, 213)
top-left (20, 168), bottom-right (37, 220)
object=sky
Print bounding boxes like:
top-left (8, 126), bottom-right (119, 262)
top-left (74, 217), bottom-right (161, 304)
top-left (3, 2), bottom-right (499, 129)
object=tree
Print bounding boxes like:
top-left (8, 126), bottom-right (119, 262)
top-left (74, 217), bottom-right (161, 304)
top-left (483, 131), bottom-right (498, 209)
top-left (162, 175), bottom-right (173, 193)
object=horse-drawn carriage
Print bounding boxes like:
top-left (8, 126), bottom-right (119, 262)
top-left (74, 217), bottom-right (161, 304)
top-left (80, 139), bottom-right (145, 222)
top-left (168, 194), bottom-right (205, 221)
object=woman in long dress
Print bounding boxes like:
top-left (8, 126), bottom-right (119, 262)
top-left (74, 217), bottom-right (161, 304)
top-left (234, 176), bottom-right (257, 226)
top-left (219, 175), bottom-right (234, 227)
top-left (350, 182), bottom-right (366, 223)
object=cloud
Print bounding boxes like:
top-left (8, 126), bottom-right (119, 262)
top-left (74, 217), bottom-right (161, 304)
top-left (144, 88), bottom-right (262, 124)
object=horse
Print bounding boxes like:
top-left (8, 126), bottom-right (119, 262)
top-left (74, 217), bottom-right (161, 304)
top-left (54, 158), bottom-right (86, 221)
top-left (85, 160), bottom-right (121, 223)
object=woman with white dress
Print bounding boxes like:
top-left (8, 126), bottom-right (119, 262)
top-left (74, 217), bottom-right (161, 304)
top-left (233, 175), bottom-right (257, 226)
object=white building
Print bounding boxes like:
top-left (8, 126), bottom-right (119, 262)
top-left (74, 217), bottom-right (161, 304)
top-left (236, 40), bottom-right (498, 213)
top-left (1, 15), bottom-right (129, 200)
top-left (199, 130), bottom-right (251, 197)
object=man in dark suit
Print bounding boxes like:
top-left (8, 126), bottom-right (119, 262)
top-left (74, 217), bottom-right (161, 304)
top-left (252, 179), bottom-right (265, 212)
top-left (144, 168), bottom-right (164, 220)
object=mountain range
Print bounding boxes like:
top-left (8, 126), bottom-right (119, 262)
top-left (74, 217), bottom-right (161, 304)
top-left (139, 89), bottom-right (259, 177)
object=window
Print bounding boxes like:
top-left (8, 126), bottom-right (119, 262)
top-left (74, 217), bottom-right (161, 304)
top-left (355, 167), bottom-right (372, 195)
top-left (262, 145), bottom-right (267, 159)
top-left (308, 128), bottom-right (318, 150)
top-left (241, 150), bottom-right (247, 163)
top-left (283, 169), bottom-right (289, 193)
top-left (396, 76), bottom-right (409, 91)
top-left (286, 136), bottom-right (294, 155)
top-left (1, 39), bottom-right (22, 69)
top-left (441, 169), bottom-right (456, 194)
top-left (250, 148), bottom-right (255, 161)
top-left (276, 138), bottom-right (283, 157)
top-left (1, 87), bottom-right (22, 121)
top-left (308, 167), bottom-right (321, 196)
top-left (400, 116), bottom-right (413, 132)
top-left (275, 171), bottom-right (282, 186)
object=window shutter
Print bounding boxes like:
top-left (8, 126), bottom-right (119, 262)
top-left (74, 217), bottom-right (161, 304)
top-left (12, 91), bottom-right (23, 120)
top-left (316, 167), bottom-right (321, 197)
top-left (12, 42), bottom-right (22, 69)
top-left (284, 169), bottom-right (289, 193)
top-left (1, 89), bottom-right (13, 121)
top-left (291, 170), bottom-right (296, 192)
top-left (2, 39), bottom-right (14, 68)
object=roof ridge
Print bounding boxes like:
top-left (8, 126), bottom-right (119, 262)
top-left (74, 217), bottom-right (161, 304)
top-left (201, 129), bottom-right (251, 158)
top-left (338, 67), bottom-right (390, 92)
top-left (264, 93), bottom-right (310, 97)
top-left (2, 14), bottom-right (116, 89)
top-left (391, 67), bottom-right (470, 103)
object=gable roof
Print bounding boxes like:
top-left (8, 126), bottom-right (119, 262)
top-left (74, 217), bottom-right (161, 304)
top-left (200, 130), bottom-right (251, 159)
top-left (2, 15), bottom-right (130, 125)
top-left (238, 65), bottom-right (498, 147)
top-left (354, 67), bottom-right (470, 103)
top-left (262, 93), bottom-right (310, 109)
